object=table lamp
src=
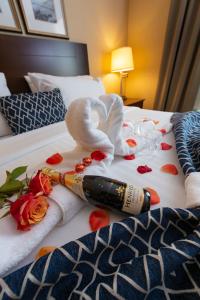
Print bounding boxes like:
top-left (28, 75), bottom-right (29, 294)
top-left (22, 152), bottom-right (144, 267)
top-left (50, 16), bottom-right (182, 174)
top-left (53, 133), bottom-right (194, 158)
top-left (111, 47), bottom-right (134, 100)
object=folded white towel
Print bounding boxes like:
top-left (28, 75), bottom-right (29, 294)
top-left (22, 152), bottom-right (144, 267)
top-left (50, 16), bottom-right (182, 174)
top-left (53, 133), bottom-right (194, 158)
top-left (0, 156), bottom-right (87, 276)
top-left (65, 97), bottom-right (114, 173)
top-left (185, 172), bottom-right (200, 208)
top-left (66, 97), bottom-right (114, 155)
top-left (99, 94), bottom-right (163, 156)
top-left (0, 200), bottom-right (61, 277)
top-left (99, 94), bottom-right (133, 156)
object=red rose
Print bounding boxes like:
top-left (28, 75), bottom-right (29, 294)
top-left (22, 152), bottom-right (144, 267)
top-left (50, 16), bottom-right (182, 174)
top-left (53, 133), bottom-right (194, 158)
top-left (28, 170), bottom-right (52, 196)
top-left (10, 193), bottom-right (49, 231)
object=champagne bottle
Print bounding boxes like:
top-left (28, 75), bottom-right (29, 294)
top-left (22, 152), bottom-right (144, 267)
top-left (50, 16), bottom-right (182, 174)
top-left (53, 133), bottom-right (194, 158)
top-left (42, 167), bottom-right (151, 216)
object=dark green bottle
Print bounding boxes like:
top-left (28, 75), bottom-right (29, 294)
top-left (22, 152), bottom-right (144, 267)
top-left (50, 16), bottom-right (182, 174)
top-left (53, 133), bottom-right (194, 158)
top-left (42, 168), bottom-right (151, 216)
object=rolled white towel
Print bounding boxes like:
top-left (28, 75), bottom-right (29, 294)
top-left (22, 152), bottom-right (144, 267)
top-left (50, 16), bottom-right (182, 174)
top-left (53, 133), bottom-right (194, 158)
top-left (185, 172), bottom-right (200, 208)
top-left (0, 200), bottom-right (61, 277)
top-left (0, 168), bottom-right (85, 277)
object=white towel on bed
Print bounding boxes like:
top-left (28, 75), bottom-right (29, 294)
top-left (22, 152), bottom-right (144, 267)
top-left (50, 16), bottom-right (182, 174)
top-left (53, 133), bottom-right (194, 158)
top-left (185, 172), bottom-right (200, 208)
top-left (99, 94), bottom-right (163, 156)
top-left (66, 97), bottom-right (114, 156)
top-left (0, 97), bottom-right (114, 277)
top-left (99, 94), bottom-right (133, 156)
top-left (0, 201), bottom-right (61, 277)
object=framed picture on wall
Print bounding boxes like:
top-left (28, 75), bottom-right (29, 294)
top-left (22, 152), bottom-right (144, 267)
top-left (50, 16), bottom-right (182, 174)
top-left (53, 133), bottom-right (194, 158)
top-left (19, 0), bottom-right (68, 38)
top-left (0, 0), bottom-right (21, 32)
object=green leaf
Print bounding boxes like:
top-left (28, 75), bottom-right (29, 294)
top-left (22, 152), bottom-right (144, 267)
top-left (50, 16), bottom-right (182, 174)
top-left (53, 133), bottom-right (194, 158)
top-left (0, 180), bottom-right (24, 194)
top-left (0, 193), bottom-right (8, 199)
top-left (10, 166), bottom-right (28, 180)
top-left (5, 171), bottom-right (11, 183)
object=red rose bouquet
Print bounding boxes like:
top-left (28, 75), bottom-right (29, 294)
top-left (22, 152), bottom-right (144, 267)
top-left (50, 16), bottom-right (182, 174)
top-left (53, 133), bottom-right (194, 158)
top-left (0, 167), bottom-right (52, 231)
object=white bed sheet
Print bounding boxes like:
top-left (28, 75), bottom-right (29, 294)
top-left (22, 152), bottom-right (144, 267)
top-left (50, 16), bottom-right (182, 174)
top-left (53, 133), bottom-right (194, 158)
top-left (0, 107), bottom-right (186, 274)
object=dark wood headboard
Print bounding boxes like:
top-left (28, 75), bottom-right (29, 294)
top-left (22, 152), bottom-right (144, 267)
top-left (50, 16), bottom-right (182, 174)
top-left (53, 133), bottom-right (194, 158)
top-left (0, 35), bottom-right (89, 93)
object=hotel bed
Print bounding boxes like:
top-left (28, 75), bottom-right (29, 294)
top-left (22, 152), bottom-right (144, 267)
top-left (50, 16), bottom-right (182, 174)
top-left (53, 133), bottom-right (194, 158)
top-left (0, 35), bottom-right (199, 299)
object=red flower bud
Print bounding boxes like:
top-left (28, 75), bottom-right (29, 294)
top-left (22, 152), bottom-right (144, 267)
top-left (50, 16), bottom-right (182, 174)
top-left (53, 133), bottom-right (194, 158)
top-left (28, 170), bottom-right (52, 196)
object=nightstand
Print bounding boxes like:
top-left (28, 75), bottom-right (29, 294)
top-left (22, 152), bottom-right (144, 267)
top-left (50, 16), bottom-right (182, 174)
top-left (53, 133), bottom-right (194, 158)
top-left (123, 98), bottom-right (145, 108)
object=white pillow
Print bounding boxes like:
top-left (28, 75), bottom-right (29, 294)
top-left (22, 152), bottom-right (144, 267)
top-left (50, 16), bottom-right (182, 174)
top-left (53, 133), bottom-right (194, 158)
top-left (24, 75), bottom-right (38, 93)
top-left (25, 73), bottom-right (92, 94)
top-left (27, 73), bottom-right (106, 106)
top-left (0, 73), bottom-right (12, 136)
top-left (0, 73), bottom-right (11, 97)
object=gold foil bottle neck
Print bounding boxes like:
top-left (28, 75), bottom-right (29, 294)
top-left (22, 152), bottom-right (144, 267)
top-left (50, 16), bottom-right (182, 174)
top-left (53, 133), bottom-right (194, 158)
top-left (41, 168), bottom-right (85, 199)
top-left (42, 167), bottom-right (61, 183)
top-left (63, 173), bottom-right (83, 188)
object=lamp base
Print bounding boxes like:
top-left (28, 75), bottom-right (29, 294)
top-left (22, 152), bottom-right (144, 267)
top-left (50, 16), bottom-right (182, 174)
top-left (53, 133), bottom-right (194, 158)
top-left (120, 72), bottom-right (128, 102)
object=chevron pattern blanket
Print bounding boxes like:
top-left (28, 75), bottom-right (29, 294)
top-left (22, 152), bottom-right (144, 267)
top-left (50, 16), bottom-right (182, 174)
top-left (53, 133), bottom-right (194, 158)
top-left (171, 111), bottom-right (200, 175)
top-left (1, 112), bottom-right (200, 300)
top-left (1, 208), bottom-right (200, 300)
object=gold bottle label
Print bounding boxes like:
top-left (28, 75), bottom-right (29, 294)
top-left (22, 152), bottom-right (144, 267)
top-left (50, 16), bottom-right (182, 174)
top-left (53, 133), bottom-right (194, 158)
top-left (122, 184), bottom-right (144, 215)
top-left (63, 174), bottom-right (87, 201)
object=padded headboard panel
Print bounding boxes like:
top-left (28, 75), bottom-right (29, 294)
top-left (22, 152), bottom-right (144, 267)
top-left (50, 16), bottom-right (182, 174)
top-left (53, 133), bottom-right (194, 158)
top-left (0, 35), bottom-right (89, 94)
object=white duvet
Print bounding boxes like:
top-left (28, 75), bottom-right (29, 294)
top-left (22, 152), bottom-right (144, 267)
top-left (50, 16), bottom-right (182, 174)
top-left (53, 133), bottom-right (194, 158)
top-left (0, 106), bottom-right (186, 275)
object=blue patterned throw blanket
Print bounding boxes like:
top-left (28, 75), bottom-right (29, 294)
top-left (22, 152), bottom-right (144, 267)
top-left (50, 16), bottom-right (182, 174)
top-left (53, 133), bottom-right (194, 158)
top-left (1, 208), bottom-right (200, 299)
top-left (1, 112), bottom-right (200, 300)
top-left (171, 111), bottom-right (200, 176)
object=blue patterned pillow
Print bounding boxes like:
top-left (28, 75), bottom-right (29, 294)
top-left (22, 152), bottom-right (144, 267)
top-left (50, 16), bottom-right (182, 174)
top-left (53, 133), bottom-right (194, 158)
top-left (0, 88), bottom-right (66, 135)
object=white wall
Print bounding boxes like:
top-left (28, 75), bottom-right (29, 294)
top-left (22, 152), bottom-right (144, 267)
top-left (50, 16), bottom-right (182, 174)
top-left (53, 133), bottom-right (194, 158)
top-left (2, 0), bottom-right (170, 107)
top-left (64, 0), bottom-right (129, 94)
top-left (126, 0), bottom-right (171, 108)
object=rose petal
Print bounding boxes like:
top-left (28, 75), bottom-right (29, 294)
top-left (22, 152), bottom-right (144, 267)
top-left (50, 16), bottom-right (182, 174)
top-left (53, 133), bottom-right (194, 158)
top-left (91, 150), bottom-right (107, 161)
top-left (161, 143), bottom-right (172, 150)
top-left (159, 129), bottom-right (167, 135)
top-left (89, 209), bottom-right (110, 231)
top-left (126, 139), bottom-right (137, 147)
top-left (35, 246), bottom-right (56, 260)
top-left (64, 170), bottom-right (77, 175)
top-left (146, 187), bottom-right (160, 205)
top-left (124, 154), bottom-right (135, 160)
top-left (39, 172), bottom-right (52, 195)
top-left (46, 153), bottom-right (63, 165)
top-left (137, 165), bottom-right (152, 174)
top-left (161, 164), bottom-right (178, 175)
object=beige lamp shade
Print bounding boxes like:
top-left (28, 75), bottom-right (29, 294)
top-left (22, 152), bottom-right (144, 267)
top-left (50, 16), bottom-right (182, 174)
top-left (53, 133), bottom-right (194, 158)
top-left (111, 47), bottom-right (134, 72)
